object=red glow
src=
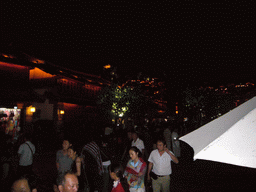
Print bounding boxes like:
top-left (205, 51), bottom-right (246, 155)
top-left (29, 67), bottom-right (55, 79)
top-left (0, 61), bottom-right (28, 70)
top-left (63, 103), bottom-right (78, 108)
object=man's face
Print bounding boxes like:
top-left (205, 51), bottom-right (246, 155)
top-left (132, 133), bottom-right (138, 141)
top-left (127, 132), bottom-right (132, 140)
top-left (11, 179), bottom-right (31, 192)
top-left (62, 140), bottom-right (71, 150)
top-left (157, 141), bottom-right (165, 152)
top-left (59, 174), bottom-right (79, 192)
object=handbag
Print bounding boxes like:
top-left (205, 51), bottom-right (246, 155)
top-left (146, 180), bottom-right (153, 192)
top-left (150, 171), bottom-right (158, 180)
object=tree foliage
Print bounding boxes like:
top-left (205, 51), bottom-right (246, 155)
top-left (97, 83), bottom-right (154, 122)
top-left (181, 86), bottom-right (236, 129)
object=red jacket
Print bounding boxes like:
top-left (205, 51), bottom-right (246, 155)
top-left (111, 182), bottom-right (125, 192)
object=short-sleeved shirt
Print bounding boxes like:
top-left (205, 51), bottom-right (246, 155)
top-left (131, 138), bottom-right (145, 152)
top-left (56, 150), bottom-right (73, 174)
top-left (18, 141), bottom-right (35, 166)
top-left (148, 149), bottom-right (173, 176)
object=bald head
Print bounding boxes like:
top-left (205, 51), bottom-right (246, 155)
top-left (58, 173), bottom-right (79, 192)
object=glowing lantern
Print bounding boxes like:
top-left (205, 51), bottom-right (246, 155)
top-left (104, 64), bottom-right (111, 69)
top-left (30, 107), bottom-right (36, 113)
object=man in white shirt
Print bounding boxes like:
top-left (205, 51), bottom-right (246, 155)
top-left (131, 131), bottom-right (145, 157)
top-left (18, 133), bottom-right (36, 176)
top-left (147, 138), bottom-right (179, 192)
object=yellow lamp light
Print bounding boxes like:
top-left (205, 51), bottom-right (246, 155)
top-left (104, 64), bottom-right (111, 69)
top-left (30, 107), bottom-right (36, 113)
top-left (60, 110), bottom-right (65, 115)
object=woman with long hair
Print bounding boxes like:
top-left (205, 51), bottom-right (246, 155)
top-left (109, 163), bottom-right (129, 192)
top-left (68, 145), bottom-right (84, 191)
top-left (124, 146), bottom-right (147, 192)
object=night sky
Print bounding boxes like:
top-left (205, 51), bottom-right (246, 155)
top-left (1, 1), bottom-right (255, 87)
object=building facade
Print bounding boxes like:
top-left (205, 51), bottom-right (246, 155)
top-left (0, 50), bottom-right (109, 139)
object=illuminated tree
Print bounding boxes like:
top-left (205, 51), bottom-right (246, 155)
top-left (97, 82), bottom-right (154, 125)
top-left (98, 65), bottom-right (160, 127)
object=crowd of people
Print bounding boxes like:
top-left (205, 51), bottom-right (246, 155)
top-left (1, 123), bottom-right (182, 192)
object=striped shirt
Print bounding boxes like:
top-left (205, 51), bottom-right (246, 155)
top-left (82, 141), bottom-right (103, 175)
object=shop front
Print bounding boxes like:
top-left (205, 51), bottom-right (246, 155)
top-left (0, 107), bottom-right (21, 138)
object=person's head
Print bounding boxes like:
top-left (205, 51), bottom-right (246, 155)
top-left (127, 131), bottom-right (132, 140)
top-left (23, 133), bottom-right (32, 142)
top-left (53, 179), bottom-right (60, 192)
top-left (11, 175), bottom-right (37, 192)
top-left (131, 131), bottom-right (138, 141)
top-left (53, 184), bottom-right (60, 192)
top-left (109, 163), bottom-right (124, 181)
top-left (156, 138), bottom-right (167, 152)
top-left (129, 146), bottom-right (141, 161)
top-left (57, 171), bottom-right (79, 192)
top-left (62, 139), bottom-right (72, 151)
top-left (68, 145), bottom-right (77, 159)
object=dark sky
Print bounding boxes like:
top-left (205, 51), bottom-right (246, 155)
top-left (1, 1), bottom-right (255, 87)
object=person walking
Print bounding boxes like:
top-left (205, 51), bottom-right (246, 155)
top-left (131, 131), bottom-right (145, 158)
top-left (68, 145), bottom-right (85, 191)
top-left (147, 138), bottom-right (179, 192)
top-left (121, 131), bottom-right (133, 164)
top-left (124, 147), bottom-right (147, 192)
top-left (81, 139), bottom-right (104, 192)
top-left (56, 139), bottom-right (74, 176)
top-left (17, 133), bottom-right (35, 176)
